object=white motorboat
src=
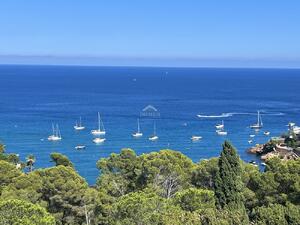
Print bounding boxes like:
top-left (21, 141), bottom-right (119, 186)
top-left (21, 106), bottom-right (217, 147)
top-left (191, 136), bottom-right (202, 141)
top-left (75, 145), bottom-right (86, 150)
top-left (264, 131), bottom-right (270, 136)
top-left (216, 130), bottom-right (228, 136)
top-left (248, 140), bottom-right (253, 144)
top-left (93, 137), bottom-right (106, 144)
top-left (132, 119), bottom-right (143, 137)
top-left (91, 112), bottom-right (106, 135)
top-left (250, 111), bottom-right (263, 129)
top-left (74, 117), bottom-right (85, 130)
top-left (250, 134), bottom-right (255, 138)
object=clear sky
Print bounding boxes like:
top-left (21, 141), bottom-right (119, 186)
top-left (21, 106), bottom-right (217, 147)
top-left (1, 0), bottom-right (300, 67)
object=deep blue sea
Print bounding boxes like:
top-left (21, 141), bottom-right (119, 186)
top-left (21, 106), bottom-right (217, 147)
top-left (0, 65), bottom-right (300, 184)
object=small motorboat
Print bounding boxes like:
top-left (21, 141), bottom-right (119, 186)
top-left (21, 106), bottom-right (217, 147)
top-left (75, 145), bottom-right (86, 150)
top-left (191, 136), bottom-right (202, 141)
top-left (250, 134), bottom-right (255, 138)
top-left (93, 138), bottom-right (106, 144)
top-left (216, 130), bottom-right (228, 136)
top-left (248, 140), bottom-right (253, 144)
top-left (264, 131), bottom-right (270, 136)
top-left (261, 162), bottom-right (267, 166)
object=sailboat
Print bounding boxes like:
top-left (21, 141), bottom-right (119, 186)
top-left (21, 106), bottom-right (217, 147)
top-left (250, 111), bottom-right (263, 129)
top-left (48, 124), bottom-right (62, 141)
top-left (149, 121), bottom-right (158, 141)
top-left (91, 112), bottom-right (106, 135)
top-left (132, 119), bottom-right (143, 137)
top-left (74, 117), bottom-right (85, 130)
top-left (215, 120), bottom-right (224, 129)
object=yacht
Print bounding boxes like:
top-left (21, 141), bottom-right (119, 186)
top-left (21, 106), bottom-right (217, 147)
top-left (215, 120), bottom-right (224, 129)
top-left (250, 111), bottom-right (263, 129)
top-left (74, 117), bottom-right (85, 130)
top-left (93, 137), bottom-right (106, 144)
top-left (132, 119), bottom-right (143, 137)
top-left (191, 136), bottom-right (202, 141)
top-left (216, 130), bottom-right (228, 136)
top-left (91, 112), bottom-right (106, 135)
top-left (149, 122), bottom-right (158, 141)
top-left (48, 124), bottom-right (62, 141)
top-left (75, 145), bottom-right (86, 150)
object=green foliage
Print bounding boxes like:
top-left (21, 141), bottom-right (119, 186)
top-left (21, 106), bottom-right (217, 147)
top-left (0, 160), bottom-right (22, 194)
top-left (214, 141), bottom-right (244, 208)
top-left (110, 190), bottom-right (200, 225)
top-left (0, 199), bottom-right (55, 225)
top-left (252, 204), bottom-right (287, 225)
top-left (191, 157), bottom-right (218, 189)
top-left (0, 142), bottom-right (299, 225)
top-left (50, 152), bottom-right (73, 167)
top-left (173, 187), bottom-right (215, 212)
top-left (1, 165), bottom-right (89, 225)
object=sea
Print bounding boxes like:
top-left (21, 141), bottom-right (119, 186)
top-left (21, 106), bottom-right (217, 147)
top-left (0, 65), bottom-right (299, 184)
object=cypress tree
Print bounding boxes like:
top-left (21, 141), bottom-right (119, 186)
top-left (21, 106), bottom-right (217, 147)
top-left (214, 141), bottom-right (243, 208)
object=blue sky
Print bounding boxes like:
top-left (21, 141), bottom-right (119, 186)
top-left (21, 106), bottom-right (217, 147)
top-left (1, 0), bottom-right (300, 67)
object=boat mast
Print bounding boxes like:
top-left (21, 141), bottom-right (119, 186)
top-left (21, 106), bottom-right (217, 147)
top-left (98, 112), bottom-right (100, 131)
top-left (79, 116), bottom-right (82, 127)
top-left (137, 119), bottom-right (140, 133)
top-left (52, 123), bottom-right (55, 135)
top-left (153, 121), bottom-right (156, 135)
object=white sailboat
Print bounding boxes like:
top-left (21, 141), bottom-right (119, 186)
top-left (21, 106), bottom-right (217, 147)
top-left (93, 137), bottom-right (106, 144)
top-left (91, 112), bottom-right (106, 135)
top-left (132, 119), bottom-right (143, 137)
top-left (149, 122), bottom-right (158, 141)
top-left (74, 117), bottom-right (85, 130)
top-left (48, 124), bottom-right (62, 141)
top-left (215, 120), bottom-right (224, 129)
top-left (250, 111), bottom-right (263, 129)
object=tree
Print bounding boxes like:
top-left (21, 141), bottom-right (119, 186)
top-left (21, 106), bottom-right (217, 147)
top-left (191, 157), bottom-right (218, 190)
top-left (214, 141), bottom-right (248, 224)
top-left (1, 166), bottom-right (89, 225)
top-left (26, 154), bottom-right (36, 172)
top-left (251, 204), bottom-right (287, 225)
top-left (141, 150), bottom-right (194, 198)
top-left (214, 141), bottom-right (244, 208)
top-left (173, 187), bottom-right (215, 212)
top-left (50, 152), bottom-right (73, 167)
top-left (110, 190), bottom-right (200, 225)
top-left (97, 148), bottom-right (143, 197)
top-left (0, 199), bottom-right (55, 225)
top-left (0, 160), bottom-right (22, 194)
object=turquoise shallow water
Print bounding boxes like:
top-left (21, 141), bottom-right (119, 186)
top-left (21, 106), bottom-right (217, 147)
top-left (0, 65), bottom-right (299, 184)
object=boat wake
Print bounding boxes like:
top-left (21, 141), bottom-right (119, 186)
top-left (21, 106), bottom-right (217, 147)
top-left (197, 113), bottom-right (233, 118)
top-left (197, 111), bottom-right (285, 118)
